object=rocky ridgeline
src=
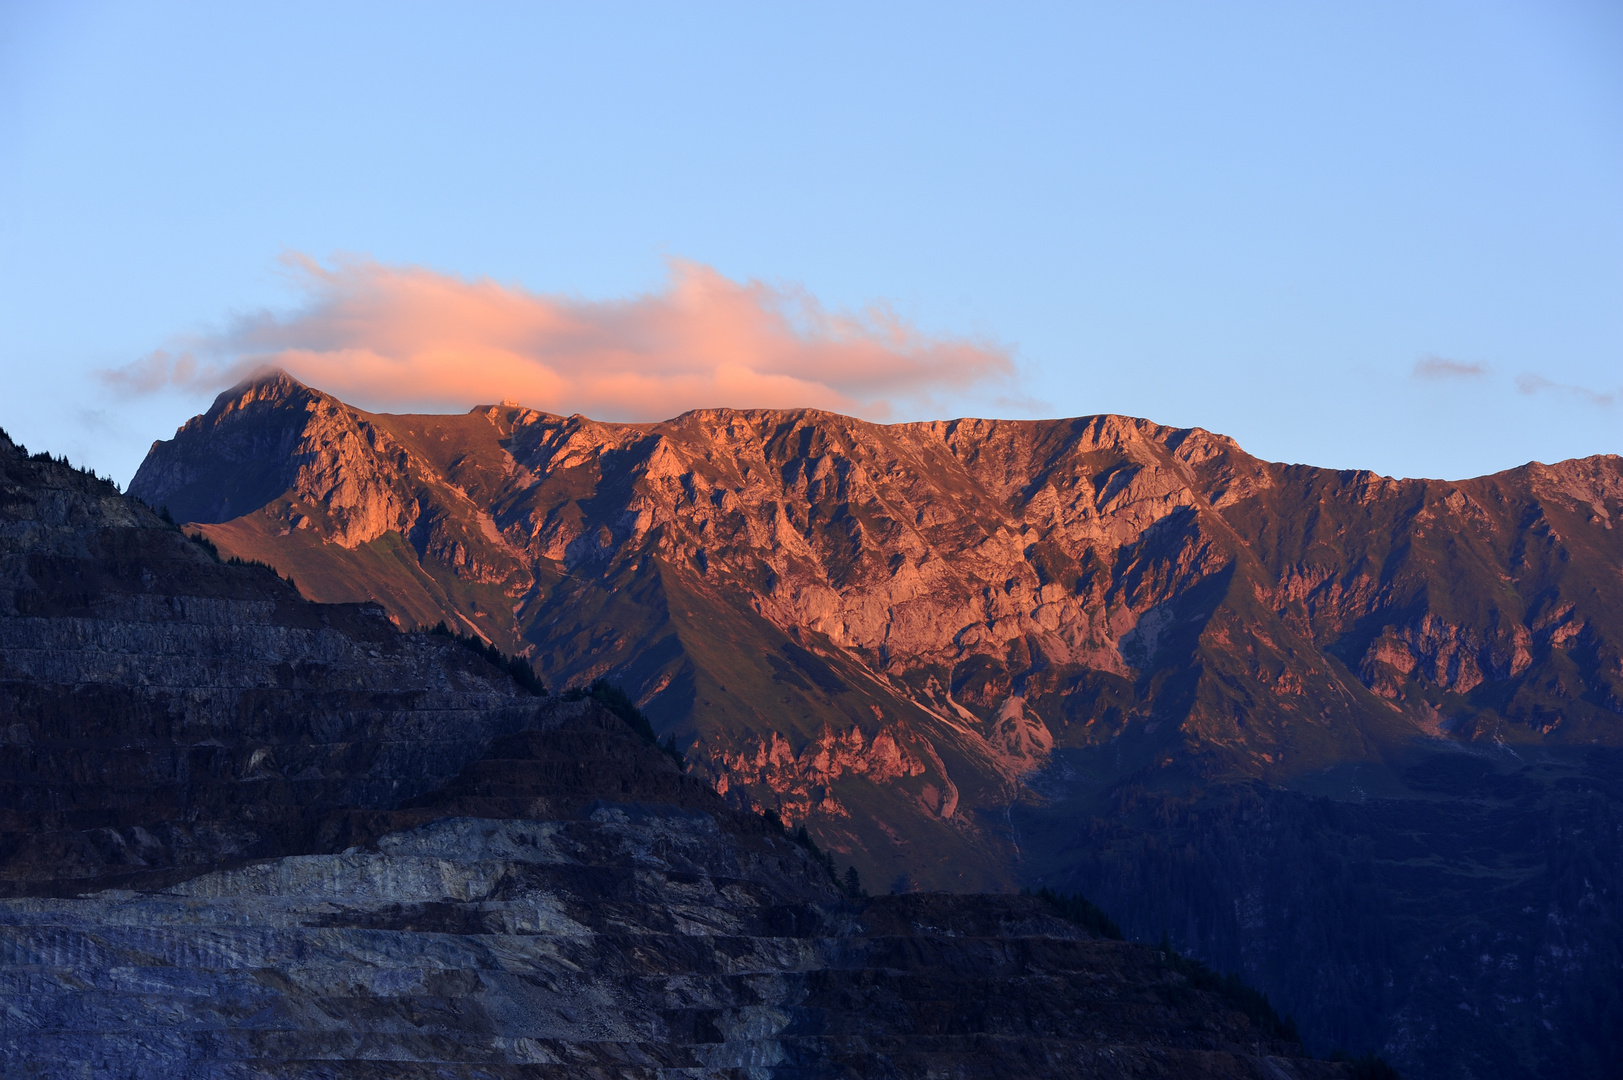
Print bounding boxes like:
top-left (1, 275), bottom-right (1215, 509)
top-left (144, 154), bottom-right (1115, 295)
top-left (131, 373), bottom-right (1623, 881)
top-left (0, 431), bottom-right (1344, 1077)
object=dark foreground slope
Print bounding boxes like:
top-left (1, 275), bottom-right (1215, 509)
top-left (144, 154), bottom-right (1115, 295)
top-left (0, 430), bottom-right (1343, 1078)
top-left (0, 447), bottom-right (538, 893)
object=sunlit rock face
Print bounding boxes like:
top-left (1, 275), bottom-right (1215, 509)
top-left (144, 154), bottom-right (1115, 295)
top-left (0, 434), bottom-right (1346, 1079)
top-left (133, 373), bottom-right (1623, 880)
top-left (128, 373), bottom-right (1623, 1076)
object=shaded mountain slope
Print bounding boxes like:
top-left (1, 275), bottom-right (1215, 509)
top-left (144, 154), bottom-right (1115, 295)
top-left (128, 373), bottom-right (1623, 1074)
top-left (0, 427), bottom-right (1348, 1079)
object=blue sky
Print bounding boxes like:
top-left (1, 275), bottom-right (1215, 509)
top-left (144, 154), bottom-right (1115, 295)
top-left (2, 1), bottom-right (1619, 483)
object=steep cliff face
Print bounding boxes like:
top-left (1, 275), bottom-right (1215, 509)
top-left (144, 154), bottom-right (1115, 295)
top-left (128, 374), bottom-right (1623, 1075)
top-left (1, 428), bottom-right (1347, 1079)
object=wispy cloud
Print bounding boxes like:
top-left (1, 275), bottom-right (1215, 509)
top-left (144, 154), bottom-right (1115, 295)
top-left (1407, 354), bottom-right (1617, 411)
top-left (1412, 355), bottom-right (1489, 380)
top-left (100, 255), bottom-right (1020, 421)
top-left (1515, 373), bottom-right (1617, 407)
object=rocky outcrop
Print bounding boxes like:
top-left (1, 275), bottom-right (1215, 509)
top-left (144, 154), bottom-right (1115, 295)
top-left (1, 428), bottom-right (1348, 1078)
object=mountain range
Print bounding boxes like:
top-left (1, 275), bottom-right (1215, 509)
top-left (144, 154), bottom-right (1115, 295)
top-left (126, 371), bottom-right (1623, 1077)
top-left (2, 422), bottom-right (1354, 1078)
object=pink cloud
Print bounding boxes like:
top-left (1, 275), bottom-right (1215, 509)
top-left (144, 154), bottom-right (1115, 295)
top-left (101, 255), bottom-right (1018, 420)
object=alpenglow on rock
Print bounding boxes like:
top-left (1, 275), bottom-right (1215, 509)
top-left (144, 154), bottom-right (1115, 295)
top-left (129, 372), bottom-right (1623, 1077)
top-left (131, 372), bottom-right (1623, 862)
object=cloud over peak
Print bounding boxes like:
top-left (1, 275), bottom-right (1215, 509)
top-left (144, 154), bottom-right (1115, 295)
top-left (103, 255), bottom-right (1020, 421)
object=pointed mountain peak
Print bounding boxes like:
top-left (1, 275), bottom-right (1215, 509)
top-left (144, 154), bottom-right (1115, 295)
top-left (129, 367), bottom-right (350, 524)
top-left (210, 366), bottom-right (319, 411)
top-left (237, 364), bottom-right (305, 390)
